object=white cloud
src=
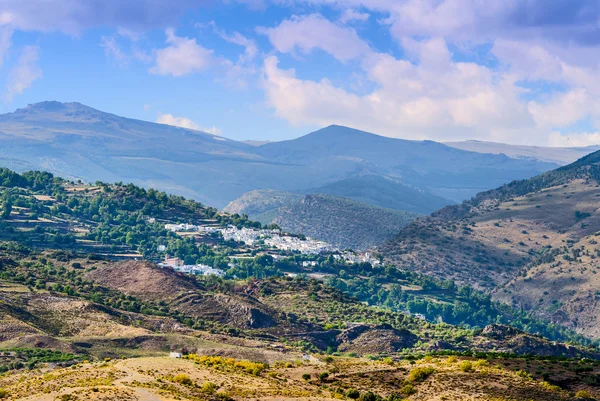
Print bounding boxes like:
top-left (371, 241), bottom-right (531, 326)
top-left (150, 28), bottom-right (216, 76)
top-left (262, 35), bottom-right (539, 143)
top-left (203, 125), bottom-right (223, 135)
top-left (101, 35), bottom-right (129, 66)
top-left (251, 3), bottom-right (600, 145)
top-left (259, 14), bottom-right (371, 62)
top-left (156, 112), bottom-right (222, 135)
top-left (528, 89), bottom-right (590, 129)
top-left (339, 9), bottom-right (369, 24)
top-left (209, 22), bottom-right (258, 63)
top-left (156, 112), bottom-right (201, 130)
top-left (5, 45), bottom-right (42, 102)
top-left (548, 132), bottom-right (600, 147)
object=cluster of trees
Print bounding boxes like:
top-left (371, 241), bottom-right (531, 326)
top-left (318, 261), bottom-right (591, 345)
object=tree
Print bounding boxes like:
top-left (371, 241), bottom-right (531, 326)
top-left (1, 200), bottom-right (12, 219)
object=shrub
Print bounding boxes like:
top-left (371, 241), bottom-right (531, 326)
top-left (173, 374), bottom-right (192, 385)
top-left (399, 384), bottom-right (416, 396)
top-left (201, 381), bottom-right (216, 394)
top-left (459, 361), bottom-right (473, 372)
top-left (358, 391), bottom-right (380, 401)
top-left (575, 390), bottom-right (591, 399)
top-left (473, 359), bottom-right (489, 368)
top-left (0, 389), bottom-right (8, 399)
top-left (318, 372), bottom-right (329, 381)
top-left (346, 389), bottom-right (360, 399)
top-left (446, 356), bottom-right (458, 364)
top-left (515, 370), bottom-right (533, 380)
top-left (302, 373), bottom-right (311, 381)
top-left (407, 366), bottom-right (435, 382)
top-left (540, 382), bottom-right (561, 392)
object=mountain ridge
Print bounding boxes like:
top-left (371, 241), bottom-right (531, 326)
top-left (0, 101), bottom-right (581, 213)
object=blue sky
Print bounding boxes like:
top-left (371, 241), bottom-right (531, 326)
top-left (1, 0), bottom-right (600, 145)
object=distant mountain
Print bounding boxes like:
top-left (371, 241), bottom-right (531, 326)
top-left (225, 191), bottom-right (418, 249)
top-left (0, 101), bottom-right (260, 206)
top-left (305, 175), bottom-right (450, 214)
top-left (254, 125), bottom-right (559, 204)
top-left (378, 149), bottom-right (600, 338)
top-left (445, 140), bottom-right (599, 165)
top-left (243, 140), bottom-right (272, 146)
top-left (0, 102), bottom-right (561, 211)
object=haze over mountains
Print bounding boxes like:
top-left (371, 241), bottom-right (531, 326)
top-left (445, 140), bottom-right (600, 165)
top-left (0, 101), bottom-right (582, 215)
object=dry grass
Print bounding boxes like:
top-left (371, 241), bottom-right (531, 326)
top-left (0, 355), bottom-right (593, 401)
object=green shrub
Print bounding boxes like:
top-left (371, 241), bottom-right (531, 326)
top-left (201, 381), bottom-right (216, 394)
top-left (459, 361), bottom-right (473, 372)
top-left (400, 384), bottom-right (416, 396)
top-left (173, 374), bottom-right (192, 385)
top-left (346, 389), bottom-right (360, 399)
top-left (358, 391), bottom-right (381, 401)
top-left (407, 366), bottom-right (435, 382)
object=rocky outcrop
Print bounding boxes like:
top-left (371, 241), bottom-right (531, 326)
top-left (337, 324), bottom-right (418, 355)
top-left (482, 324), bottom-right (523, 340)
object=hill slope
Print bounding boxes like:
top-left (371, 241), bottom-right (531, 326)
top-left (227, 192), bottom-right (418, 250)
top-left (379, 150), bottom-right (600, 338)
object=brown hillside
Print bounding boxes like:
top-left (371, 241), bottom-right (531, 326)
top-left (84, 260), bottom-right (198, 301)
top-left (379, 151), bottom-right (600, 338)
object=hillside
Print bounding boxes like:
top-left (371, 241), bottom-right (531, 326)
top-left (0, 102), bottom-right (560, 212)
top-left (0, 249), bottom-right (598, 400)
top-left (379, 149), bottom-right (600, 338)
top-left (226, 192), bottom-right (418, 250)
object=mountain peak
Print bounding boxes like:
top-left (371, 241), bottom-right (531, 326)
top-left (11, 101), bottom-right (104, 117)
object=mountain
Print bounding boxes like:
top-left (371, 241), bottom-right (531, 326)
top-left (0, 102), bottom-right (561, 212)
top-left (305, 174), bottom-right (450, 214)
top-left (225, 191), bottom-right (418, 250)
top-left (378, 150), bottom-right (600, 338)
top-left (254, 125), bottom-right (560, 205)
top-left (445, 140), bottom-right (599, 165)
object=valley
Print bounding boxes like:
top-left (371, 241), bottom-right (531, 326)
top-left (0, 164), bottom-right (599, 399)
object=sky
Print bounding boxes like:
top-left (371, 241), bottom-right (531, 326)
top-left (0, 0), bottom-right (600, 146)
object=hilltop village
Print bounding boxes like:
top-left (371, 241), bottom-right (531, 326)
top-left (161, 223), bottom-right (380, 276)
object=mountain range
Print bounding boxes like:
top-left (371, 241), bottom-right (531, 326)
top-left (0, 101), bottom-right (580, 214)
